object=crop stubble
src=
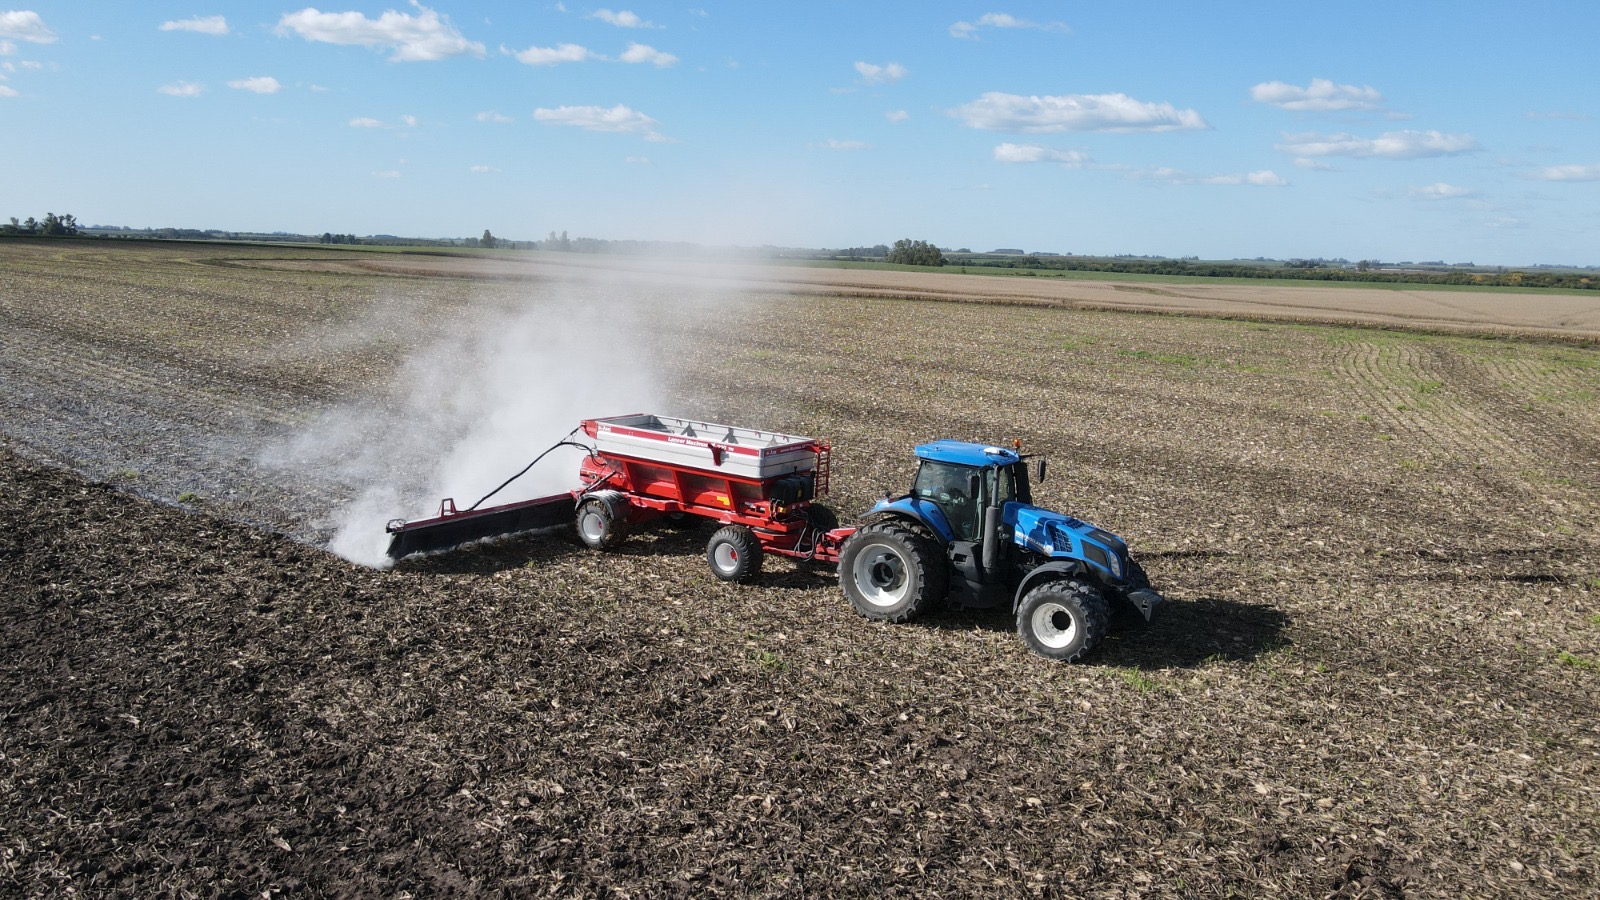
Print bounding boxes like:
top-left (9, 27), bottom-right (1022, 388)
top-left (1, 242), bottom-right (1597, 897)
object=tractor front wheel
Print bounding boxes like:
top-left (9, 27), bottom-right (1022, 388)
top-left (839, 520), bottom-right (947, 623)
top-left (1016, 578), bottom-right (1109, 662)
top-left (707, 525), bottom-right (763, 583)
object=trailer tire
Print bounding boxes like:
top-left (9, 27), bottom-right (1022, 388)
top-left (840, 520), bottom-right (947, 623)
top-left (707, 525), bottom-right (763, 583)
top-left (575, 497), bottom-right (625, 550)
top-left (1016, 578), bottom-right (1109, 662)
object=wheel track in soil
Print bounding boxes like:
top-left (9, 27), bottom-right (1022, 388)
top-left (1328, 337), bottom-right (1599, 530)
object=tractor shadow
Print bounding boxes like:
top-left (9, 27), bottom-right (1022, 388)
top-left (925, 594), bottom-right (1290, 670)
top-left (396, 530), bottom-right (1290, 671)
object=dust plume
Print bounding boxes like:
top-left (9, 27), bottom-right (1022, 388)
top-left (274, 271), bottom-right (694, 567)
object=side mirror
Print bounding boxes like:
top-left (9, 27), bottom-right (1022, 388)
top-left (967, 473), bottom-right (982, 499)
top-left (1036, 458), bottom-right (1048, 483)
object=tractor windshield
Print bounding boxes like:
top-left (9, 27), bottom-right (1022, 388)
top-left (913, 460), bottom-right (980, 540)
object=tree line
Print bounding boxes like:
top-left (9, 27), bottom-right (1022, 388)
top-left (887, 239), bottom-right (946, 266)
top-left (3, 212), bottom-right (79, 236)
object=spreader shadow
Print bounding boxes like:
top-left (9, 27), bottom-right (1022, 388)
top-left (391, 521), bottom-right (716, 576)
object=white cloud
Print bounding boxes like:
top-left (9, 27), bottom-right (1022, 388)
top-left (476, 110), bottom-right (513, 123)
top-left (158, 81), bottom-right (203, 97)
top-left (160, 15), bottom-right (229, 36)
top-left (349, 116), bottom-right (384, 128)
top-left (813, 139), bottom-right (869, 151)
top-left (0, 11), bottom-right (56, 43)
top-left (854, 61), bottom-right (906, 84)
top-left (228, 76), bottom-right (281, 94)
top-left (0, 40), bottom-right (13, 55)
top-left (1222, 170), bottom-right (1289, 186)
top-left (401, 114), bottom-right (417, 127)
top-left (1293, 157), bottom-right (1338, 171)
top-left (509, 42), bottom-right (594, 66)
top-left (534, 103), bottom-right (666, 141)
top-left (1525, 110), bottom-right (1592, 121)
top-left (1277, 129), bottom-right (1480, 160)
top-left (885, 109), bottom-right (909, 123)
top-left (590, 9), bottom-right (655, 28)
top-left (620, 42), bottom-right (677, 67)
top-left (276, 4), bottom-right (485, 62)
top-left (1531, 163), bottom-right (1600, 182)
top-left (1137, 167), bottom-right (1287, 186)
top-left (373, 170), bottom-right (401, 178)
top-left (993, 142), bottom-right (1087, 166)
top-left (951, 13), bottom-right (1069, 40)
top-left (1250, 78), bottom-right (1383, 112)
top-left (469, 164), bottom-right (498, 173)
top-left (0, 84), bottom-right (16, 98)
top-left (625, 155), bottom-right (651, 164)
top-left (1409, 182), bottom-right (1474, 200)
top-left (953, 91), bottom-right (1207, 133)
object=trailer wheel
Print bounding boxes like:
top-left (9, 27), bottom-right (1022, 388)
top-left (707, 525), bottom-right (763, 583)
top-left (840, 520), bottom-right (947, 623)
top-left (1016, 578), bottom-right (1109, 662)
top-left (575, 498), bottom-right (625, 550)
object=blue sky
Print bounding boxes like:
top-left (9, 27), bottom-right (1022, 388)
top-left (2, 2), bottom-right (1597, 264)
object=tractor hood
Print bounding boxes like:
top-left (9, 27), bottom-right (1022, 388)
top-left (1008, 504), bottom-right (1130, 581)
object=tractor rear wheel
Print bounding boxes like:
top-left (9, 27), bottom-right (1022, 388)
top-left (707, 525), bottom-right (763, 582)
top-left (839, 520), bottom-right (947, 623)
top-left (575, 497), bottom-right (625, 550)
top-left (1016, 578), bottom-right (1109, 662)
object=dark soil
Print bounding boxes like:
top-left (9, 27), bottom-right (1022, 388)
top-left (3, 242), bottom-right (1599, 897)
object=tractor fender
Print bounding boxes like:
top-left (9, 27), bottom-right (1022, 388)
top-left (863, 496), bottom-right (956, 544)
top-left (1013, 559), bottom-right (1090, 613)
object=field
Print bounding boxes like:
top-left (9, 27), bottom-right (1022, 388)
top-left (2, 240), bottom-right (1598, 897)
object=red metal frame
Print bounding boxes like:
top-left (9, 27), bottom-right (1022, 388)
top-left (388, 415), bottom-right (856, 563)
top-left (576, 417), bottom-right (849, 563)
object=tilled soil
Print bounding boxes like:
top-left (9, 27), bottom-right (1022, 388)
top-left (2, 242), bottom-right (1599, 897)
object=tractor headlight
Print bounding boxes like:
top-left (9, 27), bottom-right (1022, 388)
top-left (1106, 551), bottom-right (1124, 580)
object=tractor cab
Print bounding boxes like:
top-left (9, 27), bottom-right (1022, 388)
top-left (909, 441), bottom-right (1034, 542)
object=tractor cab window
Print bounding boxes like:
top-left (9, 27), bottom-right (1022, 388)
top-left (913, 460), bottom-right (980, 540)
top-left (995, 461), bottom-right (1032, 506)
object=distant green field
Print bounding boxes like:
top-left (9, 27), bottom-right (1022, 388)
top-left (767, 255), bottom-right (1600, 295)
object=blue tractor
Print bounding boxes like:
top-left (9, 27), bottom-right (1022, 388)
top-left (837, 440), bottom-right (1163, 661)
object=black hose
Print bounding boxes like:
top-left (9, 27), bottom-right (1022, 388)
top-left (463, 426), bottom-right (589, 512)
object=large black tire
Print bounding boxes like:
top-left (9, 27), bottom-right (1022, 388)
top-left (575, 497), bottom-right (625, 550)
top-left (839, 520), bottom-right (948, 623)
top-left (1126, 557), bottom-right (1149, 589)
top-left (707, 525), bottom-right (763, 582)
top-left (1016, 578), bottom-right (1109, 662)
top-left (803, 503), bottom-right (840, 534)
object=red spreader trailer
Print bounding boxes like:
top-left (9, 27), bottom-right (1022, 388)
top-left (385, 414), bottom-right (852, 580)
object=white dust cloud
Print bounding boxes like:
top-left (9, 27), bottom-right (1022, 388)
top-left (276, 273), bottom-right (685, 567)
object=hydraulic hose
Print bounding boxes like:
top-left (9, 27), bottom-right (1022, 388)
top-left (463, 426), bottom-right (590, 512)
